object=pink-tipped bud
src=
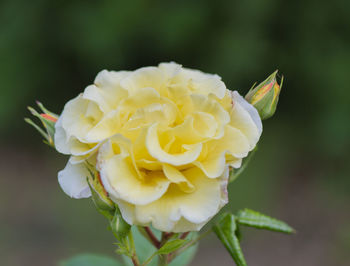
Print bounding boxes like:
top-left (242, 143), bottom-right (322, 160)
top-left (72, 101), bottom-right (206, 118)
top-left (245, 70), bottom-right (283, 120)
top-left (40, 113), bottom-right (58, 123)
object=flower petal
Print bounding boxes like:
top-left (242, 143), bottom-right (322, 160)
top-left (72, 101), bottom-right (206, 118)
top-left (163, 164), bottom-right (195, 193)
top-left (230, 91), bottom-right (262, 148)
top-left (55, 116), bottom-right (99, 156)
top-left (54, 116), bottom-right (71, 155)
top-left (83, 84), bottom-right (128, 113)
top-left (134, 167), bottom-right (225, 232)
top-left (194, 125), bottom-right (250, 177)
top-left (193, 151), bottom-right (226, 178)
top-left (158, 62), bottom-right (182, 79)
top-left (182, 68), bottom-right (226, 99)
top-left (212, 125), bottom-right (251, 158)
top-left (58, 160), bottom-right (91, 199)
top-left (98, 136), bottom-right (170, 205)
top-left (60, 95), bottom-right (103, 143)
top-left (182, 94), bottom-right (230, 139)
top-left (120, 67), bottom-right (165, 94)
top-left (146, 123), bottom-right (202, 166)
top-left (85, 110), bottom-right (122, 142)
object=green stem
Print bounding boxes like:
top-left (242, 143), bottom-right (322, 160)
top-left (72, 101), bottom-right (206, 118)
top-left (170, 229), bottom-right (212, 262)
top-left (144, 227), bottom-right (161, 248)
top-left (158, 254), bottom-right (168, 266)
top-left (142, 252), bottom-right (157, 266)
top-left (129, 230), bottom-right (140, 266)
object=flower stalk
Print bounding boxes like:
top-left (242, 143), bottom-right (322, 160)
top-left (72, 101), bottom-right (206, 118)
top-left (144, 227), bottom-right (161, 248)
top-left (158, 254), bottom-right (168, 266)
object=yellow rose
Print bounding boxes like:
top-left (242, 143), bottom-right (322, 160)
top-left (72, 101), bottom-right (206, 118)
top-left (55, 62), bottom-right (262, 232)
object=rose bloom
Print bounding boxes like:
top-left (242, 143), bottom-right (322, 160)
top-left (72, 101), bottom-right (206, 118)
top-left (55, 62), bottom-right (262, 232)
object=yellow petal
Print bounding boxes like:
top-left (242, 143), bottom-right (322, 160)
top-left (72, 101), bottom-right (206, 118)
top-left (168, 112), bottom-right (217, 144)
top-left (134, 167), bottom-right (225, 232)
top-left (158, 62), bottom-right (182, 79)
top-left (101, 155), bottom-right (170, 205)
top-left (193, 151), bottom-right (226, 178)
top-left (120, 67), bottom-right (165, 94)
top-left (61, 95), bottom-right (103, 142)
top-left (55, 116), bottom-right (99, 156)
top-left (98, 136), bottom-right (170, 205)
top-left (194, 125), bottom-right (251, 177)
top-left (85, 110), bottom-right (122, 142)
top-left (83, 82), bottom-right (128, 113)
top-left (146, 123), bottom-right (202, 166)
top-left (163, 164), bottom-right (195, 193)
top-left (182, 94), bottom-right (230, 139)
top-left (181, 68), bottom-right (226, 99)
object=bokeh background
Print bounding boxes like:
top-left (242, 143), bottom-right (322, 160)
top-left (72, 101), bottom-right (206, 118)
top-left (1, 0), bottom-right (349, 265)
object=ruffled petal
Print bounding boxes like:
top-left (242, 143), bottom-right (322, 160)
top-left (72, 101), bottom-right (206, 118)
top-left (181, 68), bottom-right (226, 99)
top-left (60, 95), bottom-right (103, 143)
top-left (120, 67), bottom-right (165, 94)
top-left (146, 123), bottom-right (202, 166)
top-left (193, 151), bottom-right (226, 178)
top-left (85, 110), bottom-right (121, 142)
top-left (55, 116), bottom-right (99, 156)
top-left (98, 136), bottom-right (170, 205)
top-left (158, 62), bottom-right (182, 79)
top-left (162, 164), bottom-right (195, 193)
top-left (134, 167), bottom-right (225, 232)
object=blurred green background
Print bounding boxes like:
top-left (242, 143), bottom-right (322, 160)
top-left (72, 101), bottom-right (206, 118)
top-left (1, 0), bottom-right (349, 265)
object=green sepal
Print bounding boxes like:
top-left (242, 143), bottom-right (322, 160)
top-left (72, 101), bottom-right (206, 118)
top-left (110, 207), bottom-right (131, 243)
top-left (36, 100), bottom-right (58, 118)
top-left (86, 164), bottom-right (115, 219)
top-left (213, 213), bottom-right (247, 266)
top-left (25, 102), bottom-right (58, 147)
top-left (87, 178), bottom-right (115, 220)
top-left (236, 208), bottom-right (295, 234)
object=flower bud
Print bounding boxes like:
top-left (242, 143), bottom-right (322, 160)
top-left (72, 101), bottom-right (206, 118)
top-left (25, 101), bottom-right (58, 147)
top-left (245, 70), bottom-right (283, 120)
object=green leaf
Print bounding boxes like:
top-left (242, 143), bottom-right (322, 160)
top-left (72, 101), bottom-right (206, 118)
top-left (213, 213), bottom-right (247, 266)
top-left (59, 253), bottom-right (123, 266)
top-left (236, 209), bottom-right (295, 234)
top-left (110, 208), bottom-right (131, 242)
top-left (229, 147), bottom-right (257, 183)
top-left (157, 239), bottom-right (189, 255)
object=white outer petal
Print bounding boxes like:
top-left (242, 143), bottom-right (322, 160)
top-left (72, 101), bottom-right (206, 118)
top-left (58, 160), bottom-right (91, 199)
top-left (232, 91), bottom-right (263, 135)
top-left (54, 116), bottom-right (71, 154)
